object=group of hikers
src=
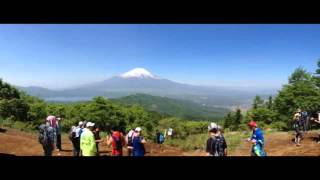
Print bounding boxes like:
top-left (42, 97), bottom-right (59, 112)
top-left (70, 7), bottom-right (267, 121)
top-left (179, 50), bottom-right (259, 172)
top-left (39, 116), bottom-right (148, 156)
top-left (38, 109), bottom-right (320, 157)
top-left (38, 115), bottom-right (266, 157)
top-left (293, 108), bottom-right (320, 146)
top-left (206, 121), bottom-right (266, 156)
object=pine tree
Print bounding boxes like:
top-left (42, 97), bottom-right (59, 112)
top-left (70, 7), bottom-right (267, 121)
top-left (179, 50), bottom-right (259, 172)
top-left (223, 112), bottom-right (232, 129)
top-left (234, 109), bottom-right (242, 130)
top-left (252, 96), bottom-right (264, 109)
top-left (266, 96), bottom-right (273, 110)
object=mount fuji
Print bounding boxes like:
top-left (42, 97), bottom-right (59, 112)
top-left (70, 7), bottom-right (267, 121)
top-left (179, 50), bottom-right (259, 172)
top-left (18, 68), bottom-right (272, 106)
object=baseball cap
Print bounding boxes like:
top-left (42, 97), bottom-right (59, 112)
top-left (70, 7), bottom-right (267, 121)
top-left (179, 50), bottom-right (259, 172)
top-left (208, 122), bottom-right (218, 131)
top-left (248, 121), bottom-right (257, 127)
top-left (86, 122), bottom-right (95, 127)
top-left (79, 121), bottom-right (84, 126)
top-left (135, 127), bottom-right (142, 132)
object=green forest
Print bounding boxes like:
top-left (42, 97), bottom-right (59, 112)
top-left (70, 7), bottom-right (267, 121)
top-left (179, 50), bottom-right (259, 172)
top-left (223, 60), bottom-right (320, 131)
top-left (112, 93), bottom-right (228, 121)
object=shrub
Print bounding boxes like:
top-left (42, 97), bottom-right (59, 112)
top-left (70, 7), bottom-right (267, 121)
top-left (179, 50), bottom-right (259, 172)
top-left (270, 121), bottom-right (288, 131)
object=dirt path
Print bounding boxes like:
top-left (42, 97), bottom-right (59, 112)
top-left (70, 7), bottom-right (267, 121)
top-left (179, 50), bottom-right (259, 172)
top-left (230, 131), bottom-right (320, 156)
top-left (1, 127), bottom-right (319, 156)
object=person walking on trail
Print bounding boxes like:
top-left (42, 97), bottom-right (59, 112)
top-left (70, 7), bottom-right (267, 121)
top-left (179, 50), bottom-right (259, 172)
top-left (93, 127), bottom-right (102, 156)
top-left (39, 121), bottom-right (55, 156)
top-left (73, 121), bottom-right (84, 156)
top-left (80, 122), bottom-right (97, 156)
top-left (46, 115), bottom-right (58, 146)
top-left (247, 121), bottom-right (266, 156)
top-left (126, 129), bottom-right (135, 156)
top-left (132, 127), bottom-right (147, 157)
top-left (293, 109), bottom-right (303, 146)
top-left (69, 125), bottom-right (77, 155)
top-left (300, 110), bottom-right (309, 133)
top-left (206, 123), bottom-right (227, 156)
top-left (311, 113), bottom-right (320, 144)
top-left (107, 129), bottom-right (126, 156)
top-left (156, 130), bottom-right (165, 145)
top-left (55, 118), bottom-right (62, 151)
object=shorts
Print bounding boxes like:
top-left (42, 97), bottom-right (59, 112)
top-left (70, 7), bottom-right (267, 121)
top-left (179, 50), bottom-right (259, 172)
top-left (294, 127), bottom-right (302, 138)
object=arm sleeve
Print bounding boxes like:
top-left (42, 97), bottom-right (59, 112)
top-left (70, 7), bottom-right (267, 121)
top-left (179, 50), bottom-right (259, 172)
top-left (206, 139), bottom-right (211, 153)
top-left (222, 136), bottom-right (227, 149)
top-left (91, 134), bottom-right (96, 151)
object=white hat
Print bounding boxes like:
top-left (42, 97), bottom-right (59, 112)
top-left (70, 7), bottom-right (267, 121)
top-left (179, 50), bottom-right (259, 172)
top-left (86, 122), bottom-right (95, 127)
top-left (79, 121), bottom-right (84, 126)
top-left (208, 122), bottom-right (218, 131)
top-left (135, 127), bottom-right (142, 132)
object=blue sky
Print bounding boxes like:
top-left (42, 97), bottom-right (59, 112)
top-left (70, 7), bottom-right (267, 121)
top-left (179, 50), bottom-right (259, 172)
top-left (0, 24), bottom-right (319, 90)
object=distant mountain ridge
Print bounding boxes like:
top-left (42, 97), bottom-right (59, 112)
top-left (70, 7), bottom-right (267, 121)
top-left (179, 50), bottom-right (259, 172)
top-left (15, 68), bottom-right (276, 106)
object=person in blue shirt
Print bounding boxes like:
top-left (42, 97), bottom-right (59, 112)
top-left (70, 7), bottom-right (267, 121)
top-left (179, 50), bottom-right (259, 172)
top-left (247, 121), bottom-right (266, 156)
top-left (132, 127), bottom-right (146, 156)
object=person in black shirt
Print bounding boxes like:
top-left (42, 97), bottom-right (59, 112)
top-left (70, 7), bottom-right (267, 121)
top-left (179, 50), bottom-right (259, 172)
top-left (206, 123), bottom-right (227, 156)
top-left (93, 127), bottom-right (102, 156)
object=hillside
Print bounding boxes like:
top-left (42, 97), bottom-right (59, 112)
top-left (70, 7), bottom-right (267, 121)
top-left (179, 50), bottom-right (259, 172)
top-left (111, 93), bottom-right (229, 121)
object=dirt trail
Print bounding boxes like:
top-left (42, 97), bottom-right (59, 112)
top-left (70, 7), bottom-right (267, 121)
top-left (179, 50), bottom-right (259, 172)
top-left (230, 131), bottom-right (320, 156)
top-left (1, 127), bottom-right (319, 156)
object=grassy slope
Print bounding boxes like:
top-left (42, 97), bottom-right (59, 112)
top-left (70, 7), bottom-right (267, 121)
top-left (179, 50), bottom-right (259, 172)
top-left (112, 93), bottom-right (229, 121)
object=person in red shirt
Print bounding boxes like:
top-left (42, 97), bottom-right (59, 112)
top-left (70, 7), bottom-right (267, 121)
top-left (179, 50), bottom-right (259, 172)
top-left (107, 129), bottom-right (126, 156)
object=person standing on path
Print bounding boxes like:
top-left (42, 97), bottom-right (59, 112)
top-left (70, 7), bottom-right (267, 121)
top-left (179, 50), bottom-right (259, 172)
top-left (80, 122), bottom-right (97, 156)
top-left (293, 109), bottom-right (303, 146)
top-left (73, 121), bottom-right (84, 156)
top-left (55, 118), bottom-right (62, 151)
top-left (126, 129), bottom-right (135, 156)
top-left (247, 121), bottom-right (266, 156)
top-left (206, 123), bottom-right (227, 156)
top-left (132, 127), bottom-right (146, 157)
top-left (93, 127), bottom-right (103, 156)
top-left (107, 129), bottom-right (126, 156)
top-left (38, 121), bottom-right (55, 156)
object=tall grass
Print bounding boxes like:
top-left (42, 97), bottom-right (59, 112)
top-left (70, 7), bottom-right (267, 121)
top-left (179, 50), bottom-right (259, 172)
top-left (163, 131), bottom-right (250, 153)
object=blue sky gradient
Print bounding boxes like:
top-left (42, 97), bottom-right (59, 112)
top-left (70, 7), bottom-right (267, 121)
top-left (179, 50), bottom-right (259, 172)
top-left (0, 24), bottom-right (319, 89)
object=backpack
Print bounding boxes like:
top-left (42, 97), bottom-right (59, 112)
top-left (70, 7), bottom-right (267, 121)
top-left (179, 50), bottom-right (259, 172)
top-left (39, 125), bottom-right (49, 145)
top-left (127, 133), bottom-right (134, 147)
top-left (112, 135), bottom-right (123, 151)
top-left (209, 135), bottom-right (225, 156)
top-left (159, 133), bottom-right (165, 143)
top-left (69, 130), bottom-right (76, 141)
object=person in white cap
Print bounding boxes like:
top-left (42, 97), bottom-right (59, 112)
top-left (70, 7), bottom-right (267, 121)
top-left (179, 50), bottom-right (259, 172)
top-left (206, 122), bottom-right (227, 156)
top-left (132, 127), bottom-right (147, 156)
top-left (80, 122), bottom-right (97, 156)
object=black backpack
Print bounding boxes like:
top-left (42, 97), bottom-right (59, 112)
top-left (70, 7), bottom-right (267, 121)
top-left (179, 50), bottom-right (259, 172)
top-left (39, 125), bottom-right (49, 145)
top-left (127, 135), bottom-right (133, 147)
top-left (209, 135), bottom-right (225, 156)
top-left (113, 136), bottom-right (123, 151)
top-left (69, 130), bottom-right (76, 141)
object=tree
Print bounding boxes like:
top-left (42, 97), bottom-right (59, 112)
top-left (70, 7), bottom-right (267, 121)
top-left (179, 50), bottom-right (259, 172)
top-left (273, 67), bottom-right (320, 127)
top-left (288, 67), bottom-right (312, 84)
top-left (233, 109), bottom-right (242, 130)
top-left (223, 112), bottom-right (233, 129)
top-left (252, 96), bottom-right (264, 109)
top-left (313, 59), bottom-right (320, 88)
top-left (266, 96), bottom-right (273, 110)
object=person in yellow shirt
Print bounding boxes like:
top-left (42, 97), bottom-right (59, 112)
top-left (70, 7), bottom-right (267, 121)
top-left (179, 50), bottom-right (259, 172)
top-left (80, 122), bottom-right (97, 156)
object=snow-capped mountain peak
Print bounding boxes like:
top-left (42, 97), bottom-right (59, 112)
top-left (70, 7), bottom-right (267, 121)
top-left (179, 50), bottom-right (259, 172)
top-left (120, 68), bottom-right (159, 79)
